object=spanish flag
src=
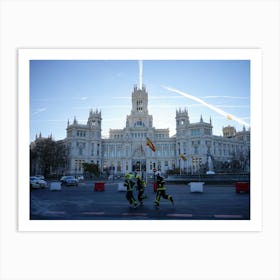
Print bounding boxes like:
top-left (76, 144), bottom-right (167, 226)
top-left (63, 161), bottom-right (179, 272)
top-left (180, 154), bottom-right (187, 161)
top-left (146, 137), bottom-right (156, 152)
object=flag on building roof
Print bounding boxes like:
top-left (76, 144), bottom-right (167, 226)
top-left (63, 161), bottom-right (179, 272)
top-left (146, 137), bottom-right (156, 152)
top-left (180, 154), bottom-right (187, 161)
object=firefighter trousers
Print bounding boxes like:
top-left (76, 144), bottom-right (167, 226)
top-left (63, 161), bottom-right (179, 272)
top-left (154, 190), bottom-right (173, 206)
top-left (137, 189), bottom-right (147, 204)
top-left (126, 191), bottom-right (137, 206)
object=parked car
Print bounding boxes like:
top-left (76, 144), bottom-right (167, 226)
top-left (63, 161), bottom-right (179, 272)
top-left (60, 176), bottom-right (78, 186)
top-left (35, 175), bottom-right (45, 180)
top-left (60, 176), bottom-right (67, 183)
top-left (30, 176), bottom-right (48, 189)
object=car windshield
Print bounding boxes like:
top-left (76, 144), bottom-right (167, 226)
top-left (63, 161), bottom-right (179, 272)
top-left (66, 176), bottom-right (75, 179)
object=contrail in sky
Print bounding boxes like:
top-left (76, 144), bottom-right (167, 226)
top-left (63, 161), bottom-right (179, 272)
top-left (139, 60), bottom-right (143, 90)
top-left (162, 86), bottom-right (250, 128)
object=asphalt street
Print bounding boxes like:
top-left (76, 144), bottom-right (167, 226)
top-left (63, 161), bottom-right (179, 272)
top-left (30, 180), bottom-right (250, 220)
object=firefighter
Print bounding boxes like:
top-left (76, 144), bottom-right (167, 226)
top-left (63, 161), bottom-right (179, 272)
top-left (124, 173), bottom-right (138, 208)
top-left (154, 172), bottom-right (174, 208)
top-left (136, 175), bottom-right (147, 205)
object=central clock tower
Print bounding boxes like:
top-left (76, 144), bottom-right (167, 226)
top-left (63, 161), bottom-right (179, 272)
top-left (126, 85), bottom-right (153, 129)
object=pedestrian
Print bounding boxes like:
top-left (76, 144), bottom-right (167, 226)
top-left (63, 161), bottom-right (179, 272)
top-left (154, 172), bottom-right (174, 208)
top-left (136, 175), bottom-right (147, 205)
top-left (124, 173), bottom-right (138, 208)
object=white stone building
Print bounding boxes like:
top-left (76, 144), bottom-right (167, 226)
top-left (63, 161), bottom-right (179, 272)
top-left (64, 85), bottom-right (250, 176)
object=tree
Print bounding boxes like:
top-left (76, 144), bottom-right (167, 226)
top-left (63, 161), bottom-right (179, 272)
top-left (30, 136), bottom-right (69, 177)
top-left (82, 163), bottom-right (100, 178)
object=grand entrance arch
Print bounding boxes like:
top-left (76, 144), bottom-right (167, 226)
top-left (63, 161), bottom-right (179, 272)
top-left (132, 145), bottom-right (146, 173)
top-left (132, 159), bottom-right (146, 172)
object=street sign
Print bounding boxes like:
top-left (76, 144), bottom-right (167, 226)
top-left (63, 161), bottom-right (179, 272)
top-left (153, 168), bottom-right (157, 172)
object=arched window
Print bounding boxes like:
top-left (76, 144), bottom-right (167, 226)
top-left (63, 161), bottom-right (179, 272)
top-left (136, 99), bottom-right (143, 112)
top-left (134, 120), bottom-right (145, 127)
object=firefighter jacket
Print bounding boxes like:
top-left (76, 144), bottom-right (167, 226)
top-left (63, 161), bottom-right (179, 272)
top-left (124, 179), bottom-right (135, 191)
top-left (136, 178), bottom-right (145, 191)
top-left (156, 178), bottom-right (166, 191)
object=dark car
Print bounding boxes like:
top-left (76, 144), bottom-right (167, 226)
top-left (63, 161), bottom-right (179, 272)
top-left (60, 176), bottom-right (78, 186)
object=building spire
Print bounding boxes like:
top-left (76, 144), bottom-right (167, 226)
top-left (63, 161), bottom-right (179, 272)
top-left (138, 60), bottom-right (143, 90)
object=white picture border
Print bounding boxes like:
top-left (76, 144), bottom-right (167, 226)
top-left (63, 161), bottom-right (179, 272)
top-left (18, 48), bottom-right (262, 232)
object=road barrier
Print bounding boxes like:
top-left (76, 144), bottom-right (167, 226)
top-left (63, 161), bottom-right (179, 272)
top-left (50, 182), bottom-right (61, 191)
top-left (117, 183), bottom-right (126, 191)
top-left (189, 182), bottom-right (204, 193)
top-left (235, 182), bottom-right (250, 193)
top-left (94, 182), bottom-right (105, 191)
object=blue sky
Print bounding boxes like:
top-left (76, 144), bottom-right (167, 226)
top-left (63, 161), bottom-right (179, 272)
top-left (30, 60), bottom-right (250, 141)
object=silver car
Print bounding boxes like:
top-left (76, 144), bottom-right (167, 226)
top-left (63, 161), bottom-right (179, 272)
top-left (30, 176), bottom-right (48, 189)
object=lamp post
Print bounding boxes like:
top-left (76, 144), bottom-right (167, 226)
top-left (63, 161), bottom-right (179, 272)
top-left (179, 158), bottom-right (181, 175)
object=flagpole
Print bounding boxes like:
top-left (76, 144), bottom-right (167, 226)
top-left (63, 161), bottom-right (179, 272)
top-left (143, 140), bottom-right (147, 184)
top-left (146, 137), bottom-right (157, 189)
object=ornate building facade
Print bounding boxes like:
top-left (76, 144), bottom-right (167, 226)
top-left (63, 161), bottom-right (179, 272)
top-left (64, 85), bottom-right (250, 176)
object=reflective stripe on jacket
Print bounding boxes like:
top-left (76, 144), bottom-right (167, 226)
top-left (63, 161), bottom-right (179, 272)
top-left (124, 179), bottom-right (134, 191)
top-left (156, 180), bottom-right (166, 191)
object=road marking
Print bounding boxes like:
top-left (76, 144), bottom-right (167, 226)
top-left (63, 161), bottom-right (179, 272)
top-left (122, 213), bottom-right (147, 216)
top-left (214, 214), bottom-right (243, 219)
top-left (81, 212), bottom-right (105, 215)
top-left (45, 211), bottom-right (65, 215)
top-left (167, 213), bottom-right (193, 218)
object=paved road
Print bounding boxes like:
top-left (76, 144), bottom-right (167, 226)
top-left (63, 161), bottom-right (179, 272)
top-left (30, 181), bottom-right (250, 220)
